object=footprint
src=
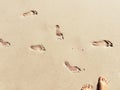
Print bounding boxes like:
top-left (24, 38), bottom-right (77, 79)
top-left (64, 61), bottom-right (85, 73)
top-left (81, 84), bottom-right (93, 90)
top-left (22, 10), bottom-right (38, 17)
top-left (0, 38), bottom-right (11, 47)
top-left (29, 44), bottom-right (46, 52)
top-left (92, 40), bottom-right (113, 47)
top-left (56, 25), bottom-right (64, 40)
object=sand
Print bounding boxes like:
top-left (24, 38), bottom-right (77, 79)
top-left (0, 0), bottom-right (120, 90)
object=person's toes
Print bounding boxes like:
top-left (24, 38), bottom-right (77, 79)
top-left (99, 76), bottom-right (108, 84)
top-left (81, 84), bottom-right (93, 90)
top-left (97, 76), bottom-right (108, 90)
top-left (88, 84), bottom-right (93, 88)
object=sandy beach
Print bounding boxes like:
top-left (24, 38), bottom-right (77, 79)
top-left (0, 0), bottom-right (120, 90)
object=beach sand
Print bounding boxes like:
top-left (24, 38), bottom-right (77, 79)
top-left (0, 0), bottom-right (120, 90)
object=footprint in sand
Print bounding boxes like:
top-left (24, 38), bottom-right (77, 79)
top-left (92, 40), bottom-right (113, 47)
top-left (56, 25), bottom-right (64, 40)
top-left (22, 10), bottom-right (38, 17)
top-left (64, 61), bottom-right (85, 73)
top-left (81, 84), bottom-right (93, 90)
top-left (0, 38), bottom-right (11, 47)
top-left (29, 44), bottom-right (46, 52)
top-left (97, 76), bottom-right (108, 90)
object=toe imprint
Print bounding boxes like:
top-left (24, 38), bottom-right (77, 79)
top-left (92, 40), bottom-right (113, 47)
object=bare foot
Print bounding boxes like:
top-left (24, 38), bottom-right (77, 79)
top-left (81, 84), bottom-right (93, 90)
top-left (64, 61), bottom-right (81, 73)
top-left (97, 76), bottom-right (108, 90)
top-left (56, 25), bottom-right (64, 40)
top-left (23, 10), bottom-right (38, 17)
top-left (92, 40), bottom-right (113, 47)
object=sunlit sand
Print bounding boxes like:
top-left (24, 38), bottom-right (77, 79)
top-left (0, 0), bottom-right (119, 90)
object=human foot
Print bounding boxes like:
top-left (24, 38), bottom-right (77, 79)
top-left (81, 84), bottom-right (93, 90)
top-left (97, 76), bottom-right (108, 90)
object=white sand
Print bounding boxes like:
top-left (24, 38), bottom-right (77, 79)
top-left (0, 0), bottom-right (120, 90)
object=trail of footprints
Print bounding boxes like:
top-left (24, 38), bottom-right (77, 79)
top-left (1, 10), bottom-right (114, 71)
top-left (0, 9), bottom-right (114, 89)
top-left (1, 9), bottom-right (114, 70)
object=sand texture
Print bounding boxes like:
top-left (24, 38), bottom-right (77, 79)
top-left (0, 0), bottom-right (120, 90)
